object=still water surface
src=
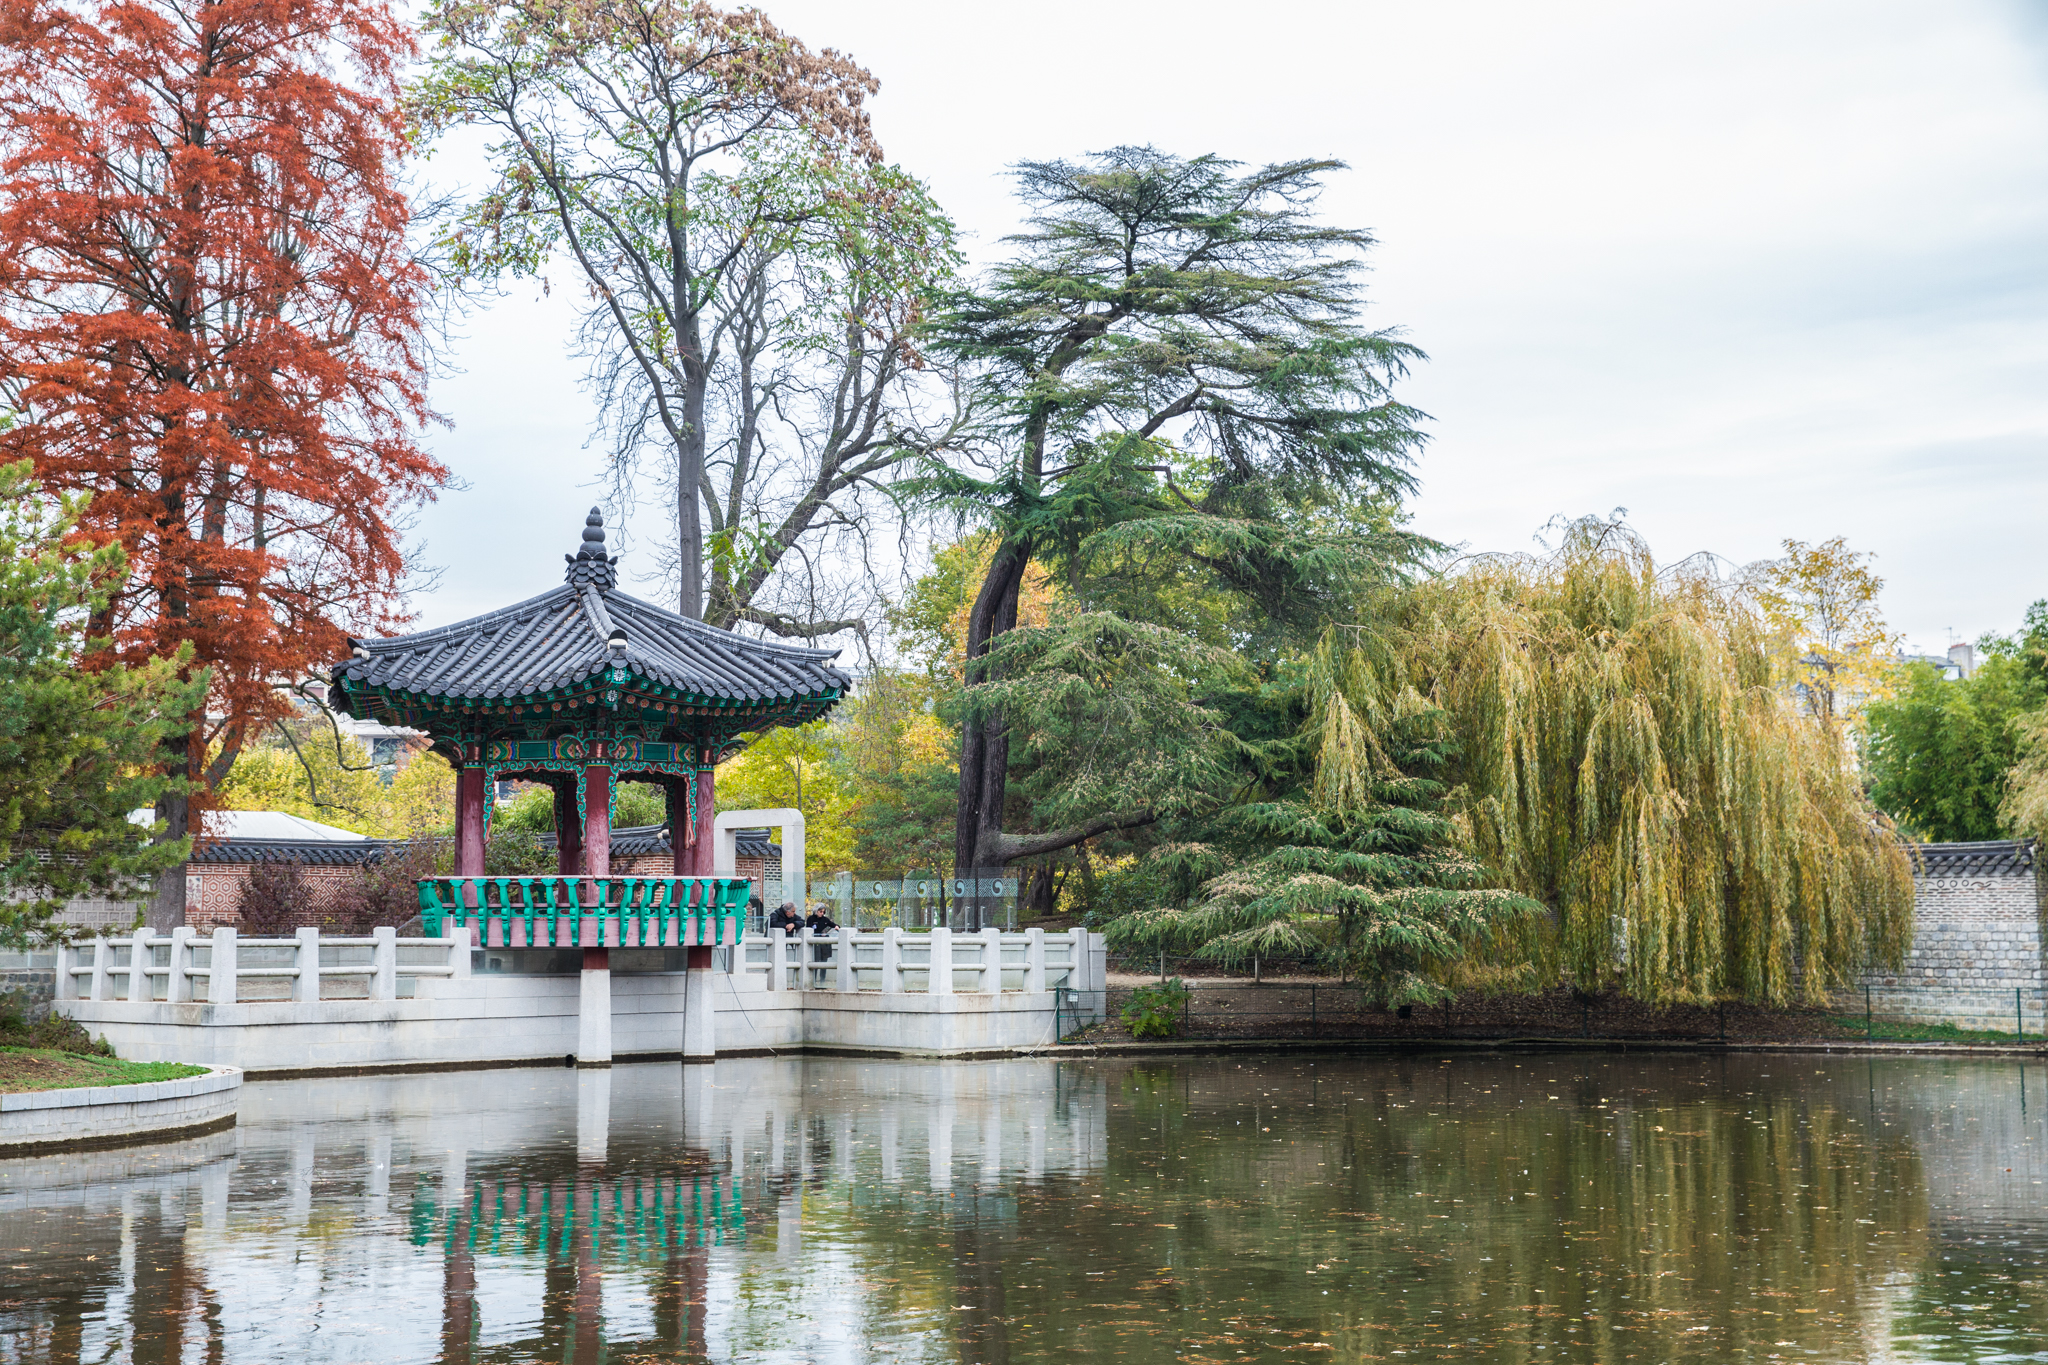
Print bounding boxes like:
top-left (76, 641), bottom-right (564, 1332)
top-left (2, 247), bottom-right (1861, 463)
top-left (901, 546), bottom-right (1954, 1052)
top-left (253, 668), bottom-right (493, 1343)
top-left (2, 1052), bottom-right (2044, 1363)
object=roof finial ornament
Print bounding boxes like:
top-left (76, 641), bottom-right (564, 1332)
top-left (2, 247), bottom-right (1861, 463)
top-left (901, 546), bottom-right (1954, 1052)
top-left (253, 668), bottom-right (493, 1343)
top-left (564, 505), bottom-right (618, 591)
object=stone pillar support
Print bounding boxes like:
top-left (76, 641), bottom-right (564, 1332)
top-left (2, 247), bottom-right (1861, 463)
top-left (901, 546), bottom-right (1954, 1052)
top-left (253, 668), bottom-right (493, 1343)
top-left (577, 947), bottom-right (612, 1067)
top-left (683, 944), bottom-right (716, 1061)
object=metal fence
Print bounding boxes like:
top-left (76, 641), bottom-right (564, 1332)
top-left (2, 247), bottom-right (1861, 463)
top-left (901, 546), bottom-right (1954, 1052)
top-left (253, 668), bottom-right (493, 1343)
top-left (1048, 981), bottom-right (2048, 1045)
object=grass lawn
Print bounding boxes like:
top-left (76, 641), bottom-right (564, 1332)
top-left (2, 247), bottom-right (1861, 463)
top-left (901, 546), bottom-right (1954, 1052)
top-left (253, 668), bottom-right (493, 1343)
top-left (0, 1047), bottom-right (207, 1094)
top-left (1825, 1017), bottom-right (2029, 1044)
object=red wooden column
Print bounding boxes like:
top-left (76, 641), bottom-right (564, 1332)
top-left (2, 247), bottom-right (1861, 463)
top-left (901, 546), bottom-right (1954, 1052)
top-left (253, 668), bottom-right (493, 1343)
top-left (554, 781), bottom-right (583, 875)
top-left (687, 763), bottom-right (716, 877)
top-left (576, 744), bottom-right (614, 1066)
top-left (681, 754), bottom-right (716, 1058)
top-left (670, 776), bottom-right (691, 877)
top-left (455, 746), bottom-right (486, 877)
top-left (582, 753), bottom-right (612, 880)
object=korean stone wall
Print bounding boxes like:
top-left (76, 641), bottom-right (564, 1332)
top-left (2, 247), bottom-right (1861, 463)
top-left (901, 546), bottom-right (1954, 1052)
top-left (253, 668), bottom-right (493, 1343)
top-left (1, 950), bottom-right (57, 1023)
top-left (1856, 848), bottom-right (2047, 1033)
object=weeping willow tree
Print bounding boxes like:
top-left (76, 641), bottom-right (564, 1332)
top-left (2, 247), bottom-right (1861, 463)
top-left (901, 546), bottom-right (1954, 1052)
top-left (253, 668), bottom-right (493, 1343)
top-left (2000, 707), bottom-right (2048, 840)
top-left (1397, 517), bottom-right (1913, 1004)
top-left (1106, 632), bottom-right (1545, 1007)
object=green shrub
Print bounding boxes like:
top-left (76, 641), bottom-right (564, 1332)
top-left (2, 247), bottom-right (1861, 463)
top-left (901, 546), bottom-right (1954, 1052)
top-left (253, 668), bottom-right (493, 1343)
top-left (1121, 978), bottom-right (1191, 1038)
top-left (0, 990), bottom-right (112, 1055)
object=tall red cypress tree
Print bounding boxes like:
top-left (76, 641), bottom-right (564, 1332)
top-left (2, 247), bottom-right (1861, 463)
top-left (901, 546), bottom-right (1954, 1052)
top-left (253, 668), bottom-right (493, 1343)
top-left (0, 0), bottom-right (445, 926)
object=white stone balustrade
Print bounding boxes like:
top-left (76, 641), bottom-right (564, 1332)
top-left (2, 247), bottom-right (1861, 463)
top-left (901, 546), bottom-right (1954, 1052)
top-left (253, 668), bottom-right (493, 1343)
top-left (53, 924), bottom-right (1109, 1071)
top-left (734, 926), bottom-right (1089, 996)
top-left (58, 928), bottom-right (463, 1005)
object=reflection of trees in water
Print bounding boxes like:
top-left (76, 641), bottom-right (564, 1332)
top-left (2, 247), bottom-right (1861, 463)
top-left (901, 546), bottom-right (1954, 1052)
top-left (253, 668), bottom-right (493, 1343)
top-left (942, 1057), bottom-right (1938, 1360)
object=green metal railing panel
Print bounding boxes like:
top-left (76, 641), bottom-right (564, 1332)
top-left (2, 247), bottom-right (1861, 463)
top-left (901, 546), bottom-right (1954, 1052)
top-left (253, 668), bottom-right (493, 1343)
top-left (416, 875), bottom-right (750, 945)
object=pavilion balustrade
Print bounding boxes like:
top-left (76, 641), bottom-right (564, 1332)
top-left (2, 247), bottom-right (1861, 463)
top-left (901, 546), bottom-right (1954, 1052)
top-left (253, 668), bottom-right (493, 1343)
top-left (740, 926), bottom-right (1083, 996)
top-left (416, 875), bottom-right (750, 949)
top-left (57, 926), bottom-right (460, 1004)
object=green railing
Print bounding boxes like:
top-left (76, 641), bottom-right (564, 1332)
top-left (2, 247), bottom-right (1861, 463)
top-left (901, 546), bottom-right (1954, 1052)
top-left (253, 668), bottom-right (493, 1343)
top-left (417, 876), bottom-right (750, 947)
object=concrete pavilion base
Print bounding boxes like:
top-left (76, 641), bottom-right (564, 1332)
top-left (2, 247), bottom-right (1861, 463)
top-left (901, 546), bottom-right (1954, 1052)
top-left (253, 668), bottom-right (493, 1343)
top-left (58, 974), bottom-right (1080, 1075)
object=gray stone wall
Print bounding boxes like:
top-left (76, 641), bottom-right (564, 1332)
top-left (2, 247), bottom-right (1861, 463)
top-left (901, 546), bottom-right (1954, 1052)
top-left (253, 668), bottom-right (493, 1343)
top-left (1, 950), bottom-right (58, 1024)
top-left (1856, 852), bottom-right (2047, 1032)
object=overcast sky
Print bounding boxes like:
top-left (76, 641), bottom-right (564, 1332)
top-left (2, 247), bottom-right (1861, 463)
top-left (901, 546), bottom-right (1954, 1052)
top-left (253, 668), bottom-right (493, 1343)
top-left (414, 0), bottom-right (2048, 659)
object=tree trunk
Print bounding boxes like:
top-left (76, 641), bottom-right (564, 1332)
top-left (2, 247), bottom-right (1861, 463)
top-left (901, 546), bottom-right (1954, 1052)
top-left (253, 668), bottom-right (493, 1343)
top-left (146, 787), bottom-right (189, 932)
top-left (953, 541), bottom-right (1028, 879)
top-left (677, 312), bottom-right (709, 620)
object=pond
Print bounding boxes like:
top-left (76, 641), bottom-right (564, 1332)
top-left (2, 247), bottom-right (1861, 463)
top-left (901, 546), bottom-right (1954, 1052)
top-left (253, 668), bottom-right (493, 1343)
top-left (2, 1051), bottom-right (2044, 1363)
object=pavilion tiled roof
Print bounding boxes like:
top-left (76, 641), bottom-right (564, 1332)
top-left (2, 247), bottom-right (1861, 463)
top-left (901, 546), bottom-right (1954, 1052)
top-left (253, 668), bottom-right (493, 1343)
top-left (1912, 840), bottom-right (2037, 879)
top-left (326, 508), bottom-right (847, 724)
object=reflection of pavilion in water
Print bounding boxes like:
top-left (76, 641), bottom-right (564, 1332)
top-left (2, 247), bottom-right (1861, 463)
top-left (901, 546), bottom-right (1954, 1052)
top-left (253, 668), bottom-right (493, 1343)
top-left (406, 1059), bottom-right (1110, 1360)
top-left (0, 1058), bottom-right (1108, 1361)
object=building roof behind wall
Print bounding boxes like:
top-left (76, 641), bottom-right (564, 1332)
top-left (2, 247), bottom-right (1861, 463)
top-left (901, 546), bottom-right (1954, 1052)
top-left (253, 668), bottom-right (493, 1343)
top-left (535, 825), bottom-right (777, 860)
top-left (1913, 839), bottom-right (2037, 878)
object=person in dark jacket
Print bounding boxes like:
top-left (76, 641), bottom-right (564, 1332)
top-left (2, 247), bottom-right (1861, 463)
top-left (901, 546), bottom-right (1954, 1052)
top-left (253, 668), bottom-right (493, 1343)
top-left (767, 902), bottom-right (802, 936)
top-left (804, 905), bottom-right (838, 935)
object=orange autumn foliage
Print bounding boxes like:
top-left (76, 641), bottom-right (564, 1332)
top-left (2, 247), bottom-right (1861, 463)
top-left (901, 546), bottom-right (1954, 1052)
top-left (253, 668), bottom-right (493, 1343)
top-left (0, 0), bottom-right (445, 818)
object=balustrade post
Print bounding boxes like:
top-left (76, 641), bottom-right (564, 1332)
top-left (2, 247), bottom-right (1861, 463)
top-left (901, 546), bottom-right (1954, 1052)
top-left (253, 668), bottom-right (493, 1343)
top-left (371, 926), bottom-right (398, 1001)
top-left (294, 926), bottom-right (321, 1003)
top-left (1090, 928), bottom-right (1107, 993)
top-left (835, 927), bottom-right (855, 993)
top-left (1025, 926), bottom-right (1046, 995)
top-left (129, 927), bottom-right (154, 1002)
top-left (881, 927), bottom-right (903, 995)
top-left (210, 926), bottom-right (238, 1005)
top-left (167, 927), bottom-right (194, 1004)
top-left (930, 927), bottom-right (954, 997)
top-left (88, 936), bottom-right (110, 1002)
top-left (54, 941), bottom-right (77, 1002)
top-left (981, 927), bottom-right (1002, 994)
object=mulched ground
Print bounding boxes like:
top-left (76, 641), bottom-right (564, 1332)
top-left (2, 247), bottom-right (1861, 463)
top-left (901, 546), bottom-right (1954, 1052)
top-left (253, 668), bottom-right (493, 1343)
top-left (1074, 982), bottom-right (1882, 1045)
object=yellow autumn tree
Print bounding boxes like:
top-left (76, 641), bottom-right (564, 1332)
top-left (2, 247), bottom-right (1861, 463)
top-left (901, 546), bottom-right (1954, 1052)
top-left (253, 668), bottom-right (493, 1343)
top-left (1746, 536), bottom-right (1902, 727)
top-left (715, 720), bottom-right (857, 875)
top-left (216, 729), bottom-right (454, 838)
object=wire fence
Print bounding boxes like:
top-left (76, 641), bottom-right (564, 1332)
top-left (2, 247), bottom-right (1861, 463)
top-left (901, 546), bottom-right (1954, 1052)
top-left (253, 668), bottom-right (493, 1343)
top-left (1051, 981), bottom-right (2048, 1046)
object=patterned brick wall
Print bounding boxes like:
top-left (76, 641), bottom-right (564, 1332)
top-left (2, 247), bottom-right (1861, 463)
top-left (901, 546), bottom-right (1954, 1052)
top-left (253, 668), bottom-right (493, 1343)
top-left (1853, 841), bottom-right (2047, 1032)
top-left (182, 864), bottom-right (381, 929)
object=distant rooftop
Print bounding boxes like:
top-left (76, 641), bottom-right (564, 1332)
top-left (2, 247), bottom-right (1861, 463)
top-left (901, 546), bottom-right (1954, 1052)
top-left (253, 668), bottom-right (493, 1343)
top-left (203, 811), bottom-right (371, 843)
